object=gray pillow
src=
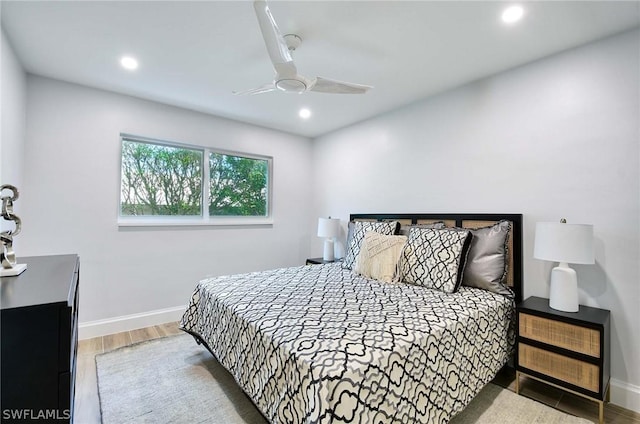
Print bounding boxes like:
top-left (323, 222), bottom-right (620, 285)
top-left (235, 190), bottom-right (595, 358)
top-left (462, 220), bottom-right (513, 297)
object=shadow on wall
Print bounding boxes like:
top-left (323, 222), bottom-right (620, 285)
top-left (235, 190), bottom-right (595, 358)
top-left (577, 236), bottom-right (608, 300)
top-left (334, 224), bottom-right (348, 259)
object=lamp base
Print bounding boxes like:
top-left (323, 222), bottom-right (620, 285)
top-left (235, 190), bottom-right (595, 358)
top-left (323, 239), bottom-right (335, 262)
top-left (0, 263), bottom-right (27, 277)
top-left (549, 263), bottom-right (579, 313)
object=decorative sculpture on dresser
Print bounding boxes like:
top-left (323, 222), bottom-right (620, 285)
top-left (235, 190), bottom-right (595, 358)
top-left (1, 185), bottom-right (27, 276)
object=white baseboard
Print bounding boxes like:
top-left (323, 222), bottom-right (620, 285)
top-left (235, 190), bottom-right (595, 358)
top-left (78, 305), bottom-right (185, 339)
top-left (611, 378), bottom-right (640, 413)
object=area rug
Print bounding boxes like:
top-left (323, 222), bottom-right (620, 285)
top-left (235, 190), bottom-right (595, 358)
top-left (96, 334), bottom-right (591, 424)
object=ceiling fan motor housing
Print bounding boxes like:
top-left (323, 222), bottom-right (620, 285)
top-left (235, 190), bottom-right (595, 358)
top-left (275, 78), bottom-right (307, 93)
top-left (283, 34), bottom-right (302, 51)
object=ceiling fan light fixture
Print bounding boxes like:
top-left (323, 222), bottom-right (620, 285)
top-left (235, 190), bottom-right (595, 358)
top-left (502, 5), bottom-right (524, 24)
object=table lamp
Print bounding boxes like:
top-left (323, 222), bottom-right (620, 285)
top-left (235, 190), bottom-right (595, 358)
top-left (317, 217), bottom-right (340, 261)
top-left (534, 219), bottom-right (594, 312)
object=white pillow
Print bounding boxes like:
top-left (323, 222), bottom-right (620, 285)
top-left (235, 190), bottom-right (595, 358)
top-left (354, 232), bottom-right (408, 283)
top-left (343, 221), bottom-right (399, 269)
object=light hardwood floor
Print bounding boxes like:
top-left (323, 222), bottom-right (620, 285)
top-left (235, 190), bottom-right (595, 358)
top-left (75, 322), bottom-right (183, 423)
top-left (76, 322), bottom-right (640, 423)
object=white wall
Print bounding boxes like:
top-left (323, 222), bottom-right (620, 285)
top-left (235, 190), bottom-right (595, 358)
top-left (312, 29), bottom-right (640, 410)
top-left (1, 29), bottom-right (27, 239)
top-left (21, 76), bottom-right (314, 330)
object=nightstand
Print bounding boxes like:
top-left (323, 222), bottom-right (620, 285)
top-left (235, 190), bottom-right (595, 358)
top-left (306, 257), bottom-right (339, 265)
top-left (516, 296), bottom-right (610, 424)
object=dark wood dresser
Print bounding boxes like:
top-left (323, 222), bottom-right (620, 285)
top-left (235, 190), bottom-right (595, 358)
top-left (1, 255), bottom-right (79, 423)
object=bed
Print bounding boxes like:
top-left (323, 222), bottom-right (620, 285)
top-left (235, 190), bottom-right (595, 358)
top-left (180, 213), bottom-right (523, 423)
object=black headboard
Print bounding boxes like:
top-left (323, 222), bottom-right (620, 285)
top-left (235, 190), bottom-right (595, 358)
top-left (349, 213), bottom-right (523, 304)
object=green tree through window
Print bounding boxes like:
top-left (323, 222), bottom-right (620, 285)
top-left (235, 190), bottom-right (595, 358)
top-left (120, 137), bottom-right (270, 219)
top-left (121, 141), bottom-right (202, 216)
top-left (209, 153), bottom-right (268, 216)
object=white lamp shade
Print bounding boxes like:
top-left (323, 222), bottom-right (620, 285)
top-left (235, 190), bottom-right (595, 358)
top-left (317, 217), bottom-right (340, 238)
top-left (534, 222), bottom-right (595, 265)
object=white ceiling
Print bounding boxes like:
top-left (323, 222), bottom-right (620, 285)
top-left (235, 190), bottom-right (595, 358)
top-left (2, 1), bottom-right (639, 138)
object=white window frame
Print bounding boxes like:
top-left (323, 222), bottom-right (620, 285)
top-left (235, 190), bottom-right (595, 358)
top-left (118, 134), bottom-right (273, 227)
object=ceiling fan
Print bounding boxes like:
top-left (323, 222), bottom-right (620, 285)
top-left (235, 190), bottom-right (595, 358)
top-left (234, 0), bottom-right (373, 96)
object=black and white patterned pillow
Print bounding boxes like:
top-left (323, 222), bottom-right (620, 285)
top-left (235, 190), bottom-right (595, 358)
top-left (343, 221), bottom-right (399, 269)
top-left (398, 221), bottom-right (446, 236)
top-left (399, 227), bottom-right (473, 293)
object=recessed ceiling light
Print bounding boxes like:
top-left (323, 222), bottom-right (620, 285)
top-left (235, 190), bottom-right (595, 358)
top-left (120, 56), bottom-right (138, 70)
top-left (299, 108), bottom-right (311, 119)
top-left (502, 5), bottom-right (524, 24)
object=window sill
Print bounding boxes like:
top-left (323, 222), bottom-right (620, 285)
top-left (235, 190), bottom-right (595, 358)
top-left (118, 217), bottom-right (274, 228)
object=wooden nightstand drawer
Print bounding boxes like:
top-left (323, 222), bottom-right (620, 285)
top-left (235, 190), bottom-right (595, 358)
top-left (518, 343), bottom-right (600, 392)
top-left (519, 312), bottom-right (600, 357)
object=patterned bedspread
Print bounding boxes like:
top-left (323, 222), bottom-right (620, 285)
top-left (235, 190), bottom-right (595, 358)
top-left (180, 263), bottom-right (515, 424)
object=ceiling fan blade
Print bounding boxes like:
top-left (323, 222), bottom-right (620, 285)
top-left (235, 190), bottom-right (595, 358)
top-left (253, 0), bottom-right (297, 75)
top-left (233, 83), bottom-right (276, 96)
top-left (309, 77), bottom-right (373, 94)
top-left (248, 2), bottom-right (368, 96)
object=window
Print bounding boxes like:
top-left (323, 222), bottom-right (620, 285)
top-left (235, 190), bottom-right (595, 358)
top-left (119, 135), bottom-right (271, 225)
top-left (120, 140), bottom-right (203, 216)
top-left (208, 152), bottom-right (268, 217)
